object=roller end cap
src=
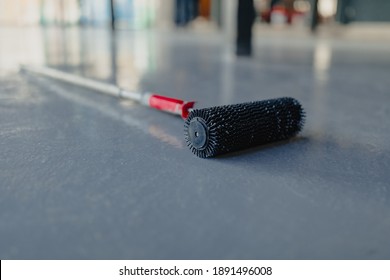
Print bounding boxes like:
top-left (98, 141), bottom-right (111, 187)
top-left (187, 117), bottom-right (208, 149)
top-left (184, 113), bottom-right (217, 158)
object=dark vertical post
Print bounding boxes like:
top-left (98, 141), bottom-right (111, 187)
top-left (110, 0), bottom-right (116, 30)
top-left (109, 0), bottom-right (117, 82)
top-left (236, 0), bottom-right (255, 56)
top-left (310, 0), bottom-right (319, 32)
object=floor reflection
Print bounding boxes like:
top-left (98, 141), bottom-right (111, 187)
top-left (24, 72), bottom-right (184, 149)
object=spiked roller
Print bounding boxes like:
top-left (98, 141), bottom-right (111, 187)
top-left (21, 66), bottom-right (305, 158)
top-left (184, 97), bottom-right (305, 158)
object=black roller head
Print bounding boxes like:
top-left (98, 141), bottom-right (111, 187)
top-left (184, 97), bottom-right (305, 158)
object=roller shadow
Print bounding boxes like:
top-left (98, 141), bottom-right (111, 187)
top-left (215, 136), bottom-right (308, 159)
top-left (214, 130), bottom-right (390, 201)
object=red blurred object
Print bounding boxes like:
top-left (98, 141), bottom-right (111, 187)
top-left (149, 94), bottom-right (195, 119)
top-left (260, 5), bottom-right (305, 24)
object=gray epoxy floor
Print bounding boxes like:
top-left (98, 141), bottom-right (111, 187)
top-left (1, 27), bottom-right (390, 259)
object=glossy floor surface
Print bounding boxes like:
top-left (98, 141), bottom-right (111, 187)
top-left (1, 26), bottom-right (390, 259)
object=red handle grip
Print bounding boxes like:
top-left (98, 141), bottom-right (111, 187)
top-left (148, 94), bottom-right (195, 119)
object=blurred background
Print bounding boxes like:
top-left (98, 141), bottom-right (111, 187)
top-left (1, 1), bottom-right (390, 260)
top-left (1, 0), bottom-right (390, 28)
top-left (1, 0), bottom-right (389, 92)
